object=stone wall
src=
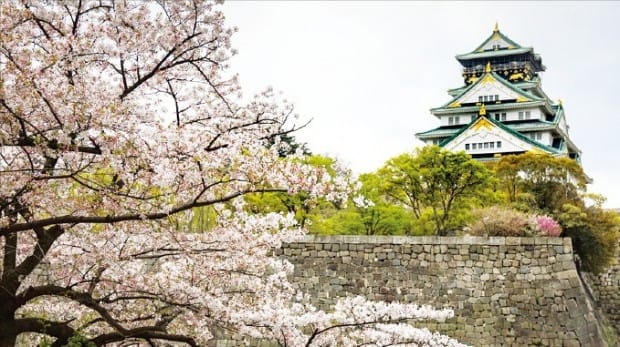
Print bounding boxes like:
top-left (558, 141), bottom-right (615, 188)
top-left (585, 239), bottom-right (620, 336)
top-left (278, 235), bottom-right (608, 347)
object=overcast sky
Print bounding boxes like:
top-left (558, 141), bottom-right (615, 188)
top-left (222, 1), bottom-right (620, 208)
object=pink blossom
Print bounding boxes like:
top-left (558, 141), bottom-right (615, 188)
top-left (1, 1), bottom-right (465, 346)
top-left (535, 215), bottom-right (563, 237)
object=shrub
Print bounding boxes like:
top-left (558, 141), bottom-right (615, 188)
top-left (466, 206), bottom-right (535, 237)
top-left (533, 215), bottom-right (562, 236)
top-left (559, 204), bottom-right (619, 273)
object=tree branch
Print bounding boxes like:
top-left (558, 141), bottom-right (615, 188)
top-left (1, 188), bottom-right (286, 235)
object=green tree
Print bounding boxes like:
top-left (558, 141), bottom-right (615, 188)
top-left (376, 146), bottom-right (494, 235)
top-left (270, 132), bottom-right (312, 158)
top-left (492, 153), bottom-right (618, 273)
top-left (305, 172), bottom-right (416, 236)
top-left (492, 152), bottom-right (588, 214)
top-left (244, 154), bottom-right (350, 228)
top-left (558, 203), bottom-right (619, 273)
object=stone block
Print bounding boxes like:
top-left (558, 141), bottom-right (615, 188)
top-left (276, 236), bottom-right (612, 347)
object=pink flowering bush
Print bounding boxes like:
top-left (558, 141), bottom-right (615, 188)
top-left (533, 215), bottom-right (563, 237)
top-left (465, 207), bottom-right (562, 237)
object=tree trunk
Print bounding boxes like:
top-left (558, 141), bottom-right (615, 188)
top-left (0, 318), bottom-right (17, 347)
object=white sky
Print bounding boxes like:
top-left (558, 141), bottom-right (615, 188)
top-left (223, 1), bottom-right (620, 208)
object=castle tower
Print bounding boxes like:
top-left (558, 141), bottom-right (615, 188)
top-left (416, 24), bottom-right (582, 162)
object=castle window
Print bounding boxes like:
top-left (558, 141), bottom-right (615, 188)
top-left (478, 96), bottom-right (483, 102)
top-left (495, 113), bottom-right (500, 121)
top-left (484, 142), bottom-right (489, 149)
top-left (465, 144), bottom-right (470, 150)
top-left (483, 95), bottom-right (488, 102)
top-left (518, 111), bottom-right (524, 120)
top-left (455, 116), bottom-right (460, 125)
top-left (501, 113), bottom-right (507, 121)
top-left (472, 143), bottom-right (477, 149)
top-left (525, 110), bottom-right (531, 119)
top-left (448, 116), bottom-right (454, 125)
top-left (495, 95), bottom-right (499, 101)
top-left (497, 141), bottom-right (502, 148)
top-left (490, 142), bottom-right (495, 149)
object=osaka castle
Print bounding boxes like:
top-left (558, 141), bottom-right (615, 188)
top-left (416, 24), bottom-right (582, 162)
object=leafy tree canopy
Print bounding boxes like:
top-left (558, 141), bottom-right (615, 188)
top-left (375, 146), bottom-right (495, 235)
top-left (491, 152), bottom-right (617, 273)
top-left (491, 152), bottom-right (588, 214)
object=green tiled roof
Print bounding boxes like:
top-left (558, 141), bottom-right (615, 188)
top-left (433, 71), bottom-right (544, 111)
top-left (432, 100), bottom-right (546, 115)
top-left (415, 126), bottom-right (461, 138)
top-left (483, 117), bottom-right (561, 154)
top-left (504, 120), bottom-right (556, 132)
top-left (513, 80), bottom-right (539, 90)
top-left (438, 115), bottom-right (562, 155)
top-left (473, 29), bottom-right (522, 52)
top-left (438, 121), bottom-right (473, 147)
top-left (448, 77), bottom-right (540, 98)
top-left (550, 104), bottom-right (564, 124)
top-left (549, 103), bottom-right (581, 155)
top-left (488, 72), bottom-right (542, 100)
top-left (447, 85), bottom-right (468, 97)
top-left (456, 47), bottom-right (532, 61)
top-left (456, 28), bottom-right (528, 61)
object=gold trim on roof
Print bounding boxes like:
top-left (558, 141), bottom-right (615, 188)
top-left (467, 76), bottom-right (479, 84)
top-left (473, 117), bottom-right (493, 130)
top-left (481, 74), bottom-right (495, 84)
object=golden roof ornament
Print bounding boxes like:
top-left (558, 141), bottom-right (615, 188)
top-left (494, 22), bottom-right (499, 32)
top-left (558, 99), bottom-right (563, 106)
top-left (485, 62), bottom-right (491, 73)
top-left (479, 103), bottom-right (487, 116)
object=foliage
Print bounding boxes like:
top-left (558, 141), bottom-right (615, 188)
top-left (534, 215), bottom-right (562, 237)
top-left (466, 206), bottom-right (535, 237)
top-left (307, 172), bottom-right (420, 236)
top-left (188, 205), bottom-right (219, 232)
top-left (490, 152), bottom-right (618, 272)
top-left (558, 204), bottom-right (619, 273)
top-left (38, 332), bottom-right (95, 347)
top-left (243, 154), bottom-right (350, 229)
top-left (0, 1), bottom-right (464, 346)
top-left (465, 206), bottom-right (562, 237)
top-left (492, 152), bottom-right (588, 214)
top-left (355, 202), bottom-right (417, 235)
top-left (376, 146), bottom-right (494, 235)
top-left (309, 198), bottom-right (416, 236)
top-left (271, 132), bottom-right (311, 158)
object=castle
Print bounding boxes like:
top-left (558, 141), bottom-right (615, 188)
top-left (416, 24), bottom-right (582, 162)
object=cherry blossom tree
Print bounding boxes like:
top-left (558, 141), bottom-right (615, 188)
top-left (0, 1), bottom-right (466, 346)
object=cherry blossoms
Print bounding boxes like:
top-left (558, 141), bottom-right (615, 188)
top-left (0, 1), bottom-right (466, 346)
